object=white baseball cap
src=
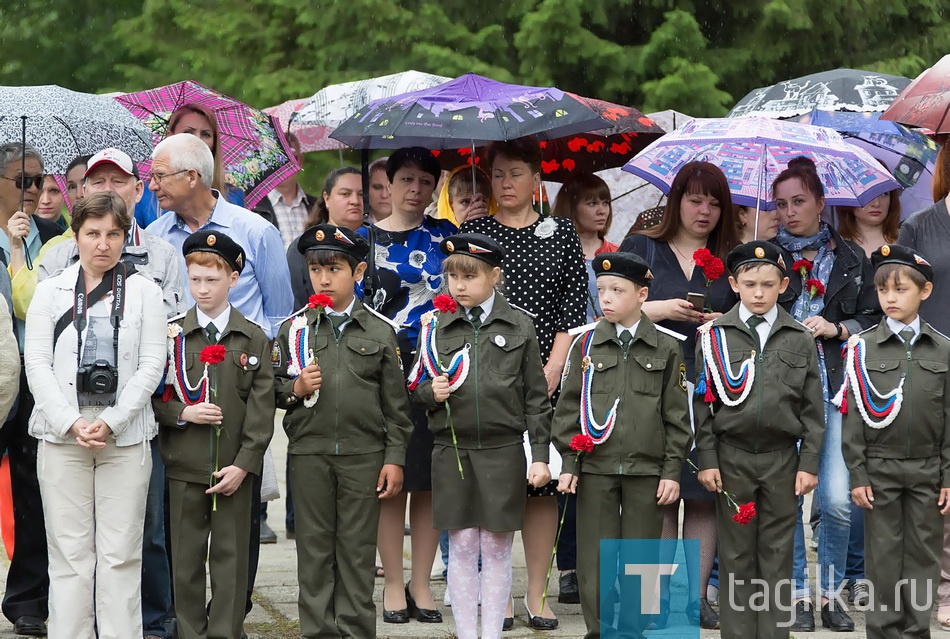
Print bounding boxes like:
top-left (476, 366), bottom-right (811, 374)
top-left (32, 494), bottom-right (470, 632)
top-left (84, 148), bottom-right (138, 179)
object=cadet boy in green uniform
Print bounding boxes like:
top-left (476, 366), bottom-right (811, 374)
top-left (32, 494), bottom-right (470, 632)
top-left (694, 240), bottom-right (824, 639)
top-left (553, 251), bottom-right (692, 639)
top-left (840, 244), bottom-right (950, 639)
top-left (273, 223), bottom-right (412, 639)
top-left (153, 230), bottom-right (275, 639)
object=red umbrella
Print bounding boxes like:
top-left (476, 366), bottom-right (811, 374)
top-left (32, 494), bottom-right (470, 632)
top-left (880, 55), bottom-right (950, 134)
top-left (434, 95), bottom-right (664, 181)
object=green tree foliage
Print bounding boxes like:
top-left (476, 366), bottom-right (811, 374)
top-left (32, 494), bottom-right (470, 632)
top-left (1, 0), bottom-right (947, 186)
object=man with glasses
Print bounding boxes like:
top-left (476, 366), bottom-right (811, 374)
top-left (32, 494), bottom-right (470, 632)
top-left (0, 142), bottom-right (68, 636)
top-left (37, 147), bottom-right (182, 639)
top-left (145, 134), bottom-right (292, 631)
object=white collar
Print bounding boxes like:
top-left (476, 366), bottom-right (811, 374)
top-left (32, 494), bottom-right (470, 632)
top-left (196, 304), bottom-right (231, 332)
top-left (886, 316), bottom-right (921, 341)
top-left (615, 319), bottom-right (641, 339)
top-left (327, 297), bottom-right (356, 317)
top-left (467, 292), bottom-right (496, 320)
top-left (738, 303), bottom-right (778, 327)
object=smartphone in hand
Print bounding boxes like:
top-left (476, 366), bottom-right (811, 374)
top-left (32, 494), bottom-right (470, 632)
top-left (686, 292), bottom-right (706, 311)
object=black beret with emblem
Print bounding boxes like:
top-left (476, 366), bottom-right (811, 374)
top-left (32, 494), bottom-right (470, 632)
top-left (592, 251), bottom-right (653, 287)
top-left (871, 244), bottom-right (934, 282)
top-left (182, 230), bottom-right (246, 274)
top-left (296, 224), bottom-right (369, 261)
top-left (439, 233), bottom-right (506, 267)
top-left (726, 240), bottom-right (786, 275)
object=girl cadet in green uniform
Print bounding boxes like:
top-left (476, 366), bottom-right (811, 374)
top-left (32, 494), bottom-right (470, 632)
top-left (409, 232), bottom-right (553, 639)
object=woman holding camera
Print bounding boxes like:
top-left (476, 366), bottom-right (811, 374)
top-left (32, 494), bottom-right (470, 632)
top-left (25, 191), bottom-right (167, 639)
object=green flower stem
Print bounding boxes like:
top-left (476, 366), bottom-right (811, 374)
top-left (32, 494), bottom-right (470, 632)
top-left (686, 457), bottom-right (740, 511)
top-left (209, 366), bottom-right (220, 512)
top-left (444, 400), bottom-right (464, 480)
top-left (540, 492), bottom-right (569, 617)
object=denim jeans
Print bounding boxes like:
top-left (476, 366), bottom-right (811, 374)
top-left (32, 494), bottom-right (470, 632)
top-left (142, 442), bottom-right (172, 637)
top-left (792, 400), bottom-right (851, 599)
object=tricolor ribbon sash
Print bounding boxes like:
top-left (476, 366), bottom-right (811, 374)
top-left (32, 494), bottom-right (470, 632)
top-left (166, 324), bottom-right (209, 405)
top-left (287, 315), bottom-right (319, 407)
top-left (833, 336), bottom-right (904, 429)
top-left (577, 330), bottom-right (619, 445)
top-left (407, 312), bottom-right (471, 391)
top-left (699, 325), bottom-right (756, 407)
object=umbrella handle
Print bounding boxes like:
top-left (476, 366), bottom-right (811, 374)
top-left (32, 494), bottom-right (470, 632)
top-left (19, 116), bottom-right (33, 271)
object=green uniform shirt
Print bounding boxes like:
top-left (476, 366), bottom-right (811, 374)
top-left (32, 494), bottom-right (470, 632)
top-left (694, 304), bottom-right (825, 474)
top-left (411, 293), bottom-right (551, 462)
top-left (842, 320), bottom-right (950, 489)
top-left (552, 316), bottom-right (692, 479)
top-left (273, 298), bottom-right (412, 466)
top-left (153, 307), bottom-right (275, 484)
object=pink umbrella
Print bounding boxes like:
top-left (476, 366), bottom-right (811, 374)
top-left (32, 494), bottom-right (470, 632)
top-left (263, 98), bottom-right (344, 153)
top-left (115, 80), bottom-right (301, 207)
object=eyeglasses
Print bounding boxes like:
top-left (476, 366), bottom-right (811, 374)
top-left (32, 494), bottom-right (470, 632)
top-left (0, 174), bottom-right (45, 190)
top-left (148, 169), bottom-right (189, 184)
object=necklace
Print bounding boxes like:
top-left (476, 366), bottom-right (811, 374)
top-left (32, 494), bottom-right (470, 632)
top-left (669, 242), bottom-right (695, 264)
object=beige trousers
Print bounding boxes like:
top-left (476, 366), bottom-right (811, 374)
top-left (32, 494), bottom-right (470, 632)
top-left (38, 431), bottom-right (152, 639)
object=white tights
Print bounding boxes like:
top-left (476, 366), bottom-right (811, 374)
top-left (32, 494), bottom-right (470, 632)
top-left (447, 527), bottom-right (514, 639)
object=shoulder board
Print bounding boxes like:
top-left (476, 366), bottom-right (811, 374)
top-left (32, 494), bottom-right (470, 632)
top-left (924, 323), bottom-right (950, 343)
top-left (656, 324), bottom-right (688, 342)
top-left (509, 303), bottom-right (538, 319)
top-left (857, 324), bottom-right (876, 336)
top-left (279, 304), bottom-right (312, 325)
top-left (167, 312), bottom-right (186, 324)
top-left (568, 321), bottom-right (599, 337)
top-left (247, 318), bottom-right (270, 335)
top-left (364, 305), bottom-right (401, 332)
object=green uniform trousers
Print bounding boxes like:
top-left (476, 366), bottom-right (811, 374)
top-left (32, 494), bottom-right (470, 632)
top-left (717, 443), bottom-right (798, 639)
top-left (864, 457), bottom-right (942, 639)
top-left (169, 476), bottom-right (254, 639)
top-left (290, 451), bottom-right (384, 639)
top-left (576, 473), bottom-right (663, 639)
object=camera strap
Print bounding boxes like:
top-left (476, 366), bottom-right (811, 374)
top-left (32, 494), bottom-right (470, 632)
top-left (67, 263), bottom-right (129, 370)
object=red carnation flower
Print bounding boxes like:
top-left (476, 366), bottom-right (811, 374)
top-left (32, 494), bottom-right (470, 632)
top-left (702, 256), bottom-right (725, 282)
top-left (570, 434), bottom-right (595, 454)
top-left (805, 278), bottom-right (825, 299)
top-left (792, 259), bottom-right (813, 278)
top-left (692, 248), bottom-right (713, 267)
top-left (732, 502), bottom-right (757, 525)
top-left (199, 345), bottom-right (227, 366)
top-left (308, 294), bottom-right (333, 309)
top-left (433, 294), bottom-right (458, 314)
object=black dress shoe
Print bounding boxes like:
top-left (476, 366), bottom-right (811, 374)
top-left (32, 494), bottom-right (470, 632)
top-left (523, 596), bottom-right (558, 630)
top-left (558, 570), bottom-right (580, 604)
top-left (790, 601), bottom-right (815, 632)
top-left (406, 582), bottom-right (443, 623)
top-left (821, 601), bottom-right (855, 631)
top-left (503, 596), bottom-right (514, 630)
top-left (698, 597), bottom-right (720, 629)
top-left (382, 608), bottom-right (410, 624)
top-left (13, 616), bottom-right (47, 636)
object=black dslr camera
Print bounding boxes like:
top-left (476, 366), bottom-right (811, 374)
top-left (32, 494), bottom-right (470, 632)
top-left (76, 360), bottom-right (119, 394)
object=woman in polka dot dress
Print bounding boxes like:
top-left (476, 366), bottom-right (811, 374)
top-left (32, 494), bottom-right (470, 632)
top-left (463, 137), bottom-right (586, 629)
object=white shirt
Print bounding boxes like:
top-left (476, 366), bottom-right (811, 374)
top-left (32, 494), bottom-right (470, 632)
top-left (886, 316), bottom-right (921, 344)
top-left (468, 293), bottom-right (496, 322)
top-left (196, 304), bottom-right (231, 337)
top-left (738, 303), bottom-right (778, 349)
top-left (615, 319), bottom-right (641, 340)
top-left (267, 186), bottom-right (309, 250)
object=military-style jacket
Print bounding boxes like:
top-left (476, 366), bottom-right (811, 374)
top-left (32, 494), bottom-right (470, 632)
top-left (841, 320), bottom-right (950, 489)
top-left (694, 304), bottom-right (825, 475)
top-left (411, 294), bottom-right (551, 463)
top-left (552, 316), bottom-right (692, 479)
top-left (153, 307), bottom-right (275, 484)
top-left (273, 298), bottom-right (411, 465)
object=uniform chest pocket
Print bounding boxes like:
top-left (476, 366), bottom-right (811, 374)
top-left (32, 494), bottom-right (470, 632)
top-left (232, 350), bottom-right (261, 396)
top-left (866, 359), bottom-right (903, 390)
top-left (630, 355), bottom-right (667, 396)
top-left (776, 350), bottom-right (808, 390)
top-left (589, 353), bottom-right (621, 395)
top-left (487, 333), bottom-right (527, 375)
top-left (916, 359), bottom-right (948, 394)
top-left (344, 337), bottom-right (382, 378)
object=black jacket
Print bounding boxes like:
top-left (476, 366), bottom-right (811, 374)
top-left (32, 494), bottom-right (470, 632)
top-left (774, 226), bottom-right (881, 390)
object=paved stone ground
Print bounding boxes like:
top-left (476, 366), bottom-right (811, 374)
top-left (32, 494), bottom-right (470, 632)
top-left (1, 417), bottom-right (945, 637)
